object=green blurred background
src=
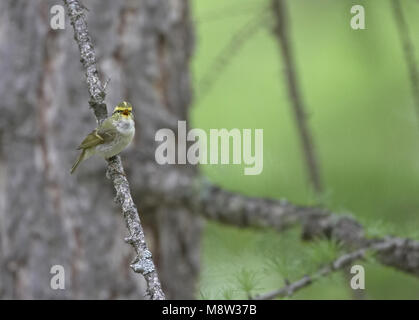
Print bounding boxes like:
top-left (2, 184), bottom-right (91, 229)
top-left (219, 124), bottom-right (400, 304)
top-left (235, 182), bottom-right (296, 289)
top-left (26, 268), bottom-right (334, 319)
top-left (190, 0), bottom-right (419, 299)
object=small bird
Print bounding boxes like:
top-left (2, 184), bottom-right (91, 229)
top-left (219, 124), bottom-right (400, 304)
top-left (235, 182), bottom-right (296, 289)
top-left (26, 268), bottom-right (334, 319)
top-left (71, 101), bottom-right (135, 174)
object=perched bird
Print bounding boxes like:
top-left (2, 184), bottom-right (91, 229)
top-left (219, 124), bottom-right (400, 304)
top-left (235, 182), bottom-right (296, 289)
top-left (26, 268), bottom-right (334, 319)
top-left (71, 101), bottom-right (135, 174)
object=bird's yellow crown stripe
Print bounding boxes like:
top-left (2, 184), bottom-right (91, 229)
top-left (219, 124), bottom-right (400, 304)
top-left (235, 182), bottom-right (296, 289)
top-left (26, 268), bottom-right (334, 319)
top-left (114, 106), bottom-right (132, 111)
top-left (114, 101), bottom-right (132, 111)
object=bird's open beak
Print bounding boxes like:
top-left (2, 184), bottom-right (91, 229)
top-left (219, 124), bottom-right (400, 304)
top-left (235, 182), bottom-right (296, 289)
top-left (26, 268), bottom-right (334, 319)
top-left (122, 110), bottom-right (130, 116)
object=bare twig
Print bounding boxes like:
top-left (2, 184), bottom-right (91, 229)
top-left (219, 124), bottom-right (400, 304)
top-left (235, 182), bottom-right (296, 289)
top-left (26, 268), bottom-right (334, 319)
top-left (196, 8), bottom-right (269, 103)
top-left (391, 0), bottom-right (419, 123)
top-left (254, 240), bottom-right (397, 300)
top-left (63, 0), bottom-right (165, 300)
top-left (271, 0), bottom-right (323, 193)
top-left (195, 1), bottom-right (265, 25)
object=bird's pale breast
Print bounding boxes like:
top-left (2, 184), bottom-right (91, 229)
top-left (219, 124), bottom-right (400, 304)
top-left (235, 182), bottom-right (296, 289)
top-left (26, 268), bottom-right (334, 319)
top-left (96, 118), bottom-right (135, 158)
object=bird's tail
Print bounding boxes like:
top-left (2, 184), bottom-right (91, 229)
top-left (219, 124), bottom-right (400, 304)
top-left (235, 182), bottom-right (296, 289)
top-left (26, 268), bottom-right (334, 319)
top-left (70, 149), bottom-right (86, 174)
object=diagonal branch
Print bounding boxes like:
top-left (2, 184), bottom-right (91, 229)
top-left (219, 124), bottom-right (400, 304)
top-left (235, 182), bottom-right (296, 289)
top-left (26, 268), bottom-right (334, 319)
top-left (195, 1), bottom-right (265, 25)
top-left (194, 179), bottom-right (419, 277)
top-left (63, 0), bottom-right (165, 300)
top-left (271, 0), bottom-right (323, 193)
top-left (133, 165), bottom-right (419, 278)
top-left (391, 0), bottom-right (419, 125)
top-left (196, 8), bottom-right (269, 103)
top-left (254, 240), bottom-right (397, 300)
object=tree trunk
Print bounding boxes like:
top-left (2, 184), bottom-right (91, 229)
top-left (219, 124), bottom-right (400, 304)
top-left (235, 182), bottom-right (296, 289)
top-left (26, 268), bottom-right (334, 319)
top-left (0, 0), bottom-right (200, 299)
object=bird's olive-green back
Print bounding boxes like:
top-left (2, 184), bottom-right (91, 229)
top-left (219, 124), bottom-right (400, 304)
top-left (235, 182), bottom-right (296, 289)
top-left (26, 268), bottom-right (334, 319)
top-left (77, 118), bottom-right (117, 150)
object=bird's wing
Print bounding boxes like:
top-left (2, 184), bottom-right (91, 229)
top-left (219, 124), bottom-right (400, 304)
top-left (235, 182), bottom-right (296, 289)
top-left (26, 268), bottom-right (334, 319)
top-left (76, 126), bottom-right (117, 150)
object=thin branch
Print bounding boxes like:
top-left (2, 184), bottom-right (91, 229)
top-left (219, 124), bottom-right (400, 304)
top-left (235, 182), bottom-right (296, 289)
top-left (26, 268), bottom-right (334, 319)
top-left (254, 240), bottom-right (396, 300)
top-left (271, 0), bottom-right (323, 193)
top-left (391, 0), bottom-right (419, 123)
top-left (63, 0), bottom-right (165, 300)
top-left (194, 1), bottom-right (265, 25)
top-left (196, 8), bottom-right (269, 103)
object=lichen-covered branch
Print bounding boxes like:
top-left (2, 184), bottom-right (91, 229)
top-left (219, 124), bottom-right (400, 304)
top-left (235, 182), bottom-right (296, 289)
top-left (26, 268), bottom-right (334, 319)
top-left (133, 165), bottom-right (419, 278)
top-left (194, 179), bottom-right (419, 277)
top-left (63, 0), bottom-right (165, 300)
top-left (254, 241), bottom-right (397, 300)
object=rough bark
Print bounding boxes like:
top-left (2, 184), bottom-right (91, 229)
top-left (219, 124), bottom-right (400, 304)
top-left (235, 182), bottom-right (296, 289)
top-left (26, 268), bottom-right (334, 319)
top-left (0, 0), bottom-right (199, 299)
top-left (1, 0), bottom-right (418, 300)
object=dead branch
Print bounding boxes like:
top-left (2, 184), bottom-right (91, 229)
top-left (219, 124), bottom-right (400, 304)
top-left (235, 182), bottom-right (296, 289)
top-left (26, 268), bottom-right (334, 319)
top-left (133, 165), bottom-right (419, 278)
top-left (271, 0), bottom-right (323, 193)
top-left (196, 8), bottom-right (269, 103)
top-left (391, 0), bottom-right (419, 123)
top-left (194, 179), bottom-right (419, 277)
